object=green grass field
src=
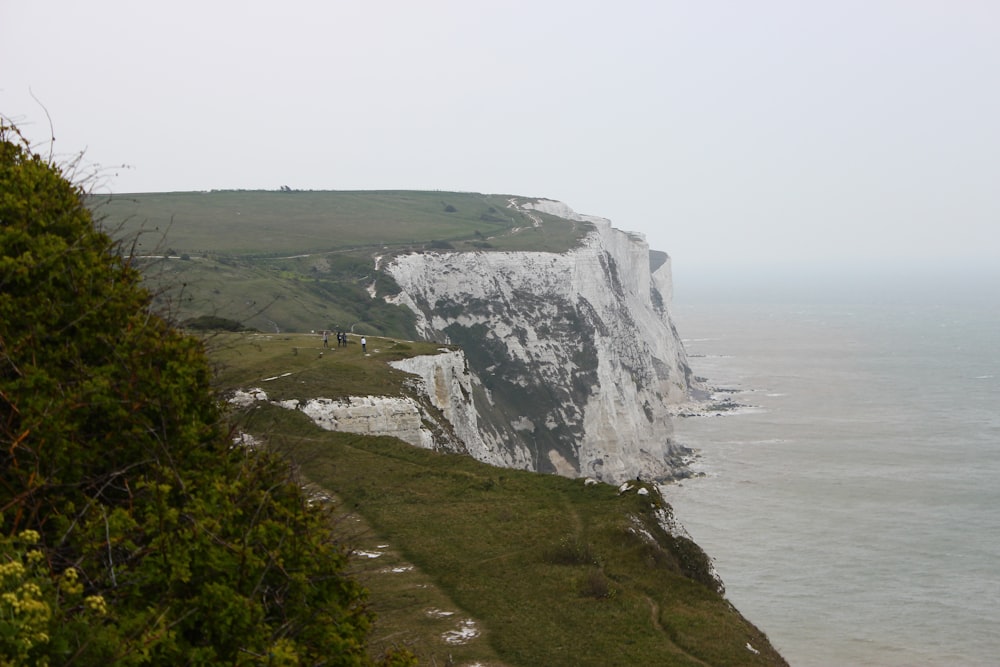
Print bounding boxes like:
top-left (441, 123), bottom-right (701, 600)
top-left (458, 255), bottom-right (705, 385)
top-left (93, 190), bottom-right (586, 256)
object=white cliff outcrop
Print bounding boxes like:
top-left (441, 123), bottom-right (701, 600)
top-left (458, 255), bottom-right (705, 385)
top-left (384, 199), bottom-right (694, 484)
top-left (232, 388), bottom-right (439, 449)
top-left (229, 351), bottom-right (504, 461)
top-left (387, 349), bottom-right (530, 469)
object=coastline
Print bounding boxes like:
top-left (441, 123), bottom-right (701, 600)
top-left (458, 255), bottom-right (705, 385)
top-left (670, 370), bottom-right (760, 419)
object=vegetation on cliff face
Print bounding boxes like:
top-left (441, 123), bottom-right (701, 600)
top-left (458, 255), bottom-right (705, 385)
top-left (0, 125), bottom-right (412, 665)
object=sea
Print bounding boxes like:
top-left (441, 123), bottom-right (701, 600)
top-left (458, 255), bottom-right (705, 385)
top-left (661, 268), bottom-right (1000, 667)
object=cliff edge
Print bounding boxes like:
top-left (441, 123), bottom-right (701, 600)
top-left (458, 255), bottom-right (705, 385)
top-left (385, 199), bottom-right (694, 484)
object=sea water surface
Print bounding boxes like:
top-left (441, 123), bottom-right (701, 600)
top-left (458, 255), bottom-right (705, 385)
top-left (663, 275), bottom-right (1000, 666)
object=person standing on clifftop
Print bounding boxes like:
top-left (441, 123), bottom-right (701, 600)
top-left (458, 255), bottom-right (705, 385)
top-left (361, 336), bottom-right (367, 354)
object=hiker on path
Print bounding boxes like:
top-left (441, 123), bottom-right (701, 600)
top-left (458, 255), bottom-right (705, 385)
top-left (322, 331), bottom-right (329, 348)
top-left (361, 336), bottom-right (367, 354)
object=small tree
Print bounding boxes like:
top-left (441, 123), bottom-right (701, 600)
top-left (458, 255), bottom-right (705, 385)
top-left (0, 122), bottom-right (413, 665)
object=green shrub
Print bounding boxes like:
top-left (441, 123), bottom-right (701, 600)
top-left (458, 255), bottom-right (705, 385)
top-left (0, 122), bottom-right (412, 666)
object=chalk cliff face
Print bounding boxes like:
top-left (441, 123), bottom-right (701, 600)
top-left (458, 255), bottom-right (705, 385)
top-left (384, 200), bottom-right (694, 484)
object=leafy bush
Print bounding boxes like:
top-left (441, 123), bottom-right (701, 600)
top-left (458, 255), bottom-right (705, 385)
top-left (0, 123), bottom-right (412, 665)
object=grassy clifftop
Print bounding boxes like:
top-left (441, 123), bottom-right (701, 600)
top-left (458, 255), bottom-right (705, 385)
top-left (92, 190), bottom-right (591, 335)
top-left (215, 331), bottom-right (787, 666)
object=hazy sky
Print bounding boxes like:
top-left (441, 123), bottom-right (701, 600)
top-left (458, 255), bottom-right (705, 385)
top-left (4, 1), bottom-right (999, 283)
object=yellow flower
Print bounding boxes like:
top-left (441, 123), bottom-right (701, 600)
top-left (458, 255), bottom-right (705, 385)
top-left (59, 568), bottom-right (83, 596)
top-left (18, 529), bottom-right (41, 544)
top-left (1, 559), bottom-right (26, 580)
top-left (2, 591), bottom-right (19, 607)
top-left (19, 582), bottom-right (43, 599)
top-left (84, 595), bottom-right (108, 615)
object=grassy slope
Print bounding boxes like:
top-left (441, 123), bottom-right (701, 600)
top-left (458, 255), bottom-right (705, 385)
top-left (216, 331), bottom-right (787, 666)
top-left (93, 190), bottom-right (588, 335)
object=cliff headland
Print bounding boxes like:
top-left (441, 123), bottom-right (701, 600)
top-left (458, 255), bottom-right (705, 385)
top-left (99, 189), bottom-right (787, 665)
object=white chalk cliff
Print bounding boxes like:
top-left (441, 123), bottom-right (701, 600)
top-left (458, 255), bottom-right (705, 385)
top-left (384, 200), bottom-right (694, 484)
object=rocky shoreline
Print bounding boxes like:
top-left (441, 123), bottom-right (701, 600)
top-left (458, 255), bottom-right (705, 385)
top-left (669, 381), bottom-right (758, 419)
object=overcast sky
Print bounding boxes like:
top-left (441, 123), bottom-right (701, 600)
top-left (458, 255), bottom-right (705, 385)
top-left (4, 1), bottom-right (999, 285)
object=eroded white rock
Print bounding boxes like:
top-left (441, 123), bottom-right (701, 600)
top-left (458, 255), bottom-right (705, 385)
top-left (385, 200), bottom-right (693, 483)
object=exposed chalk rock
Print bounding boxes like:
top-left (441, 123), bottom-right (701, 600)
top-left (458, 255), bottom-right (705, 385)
top-left (385, 199), bottom-right (694, 483)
